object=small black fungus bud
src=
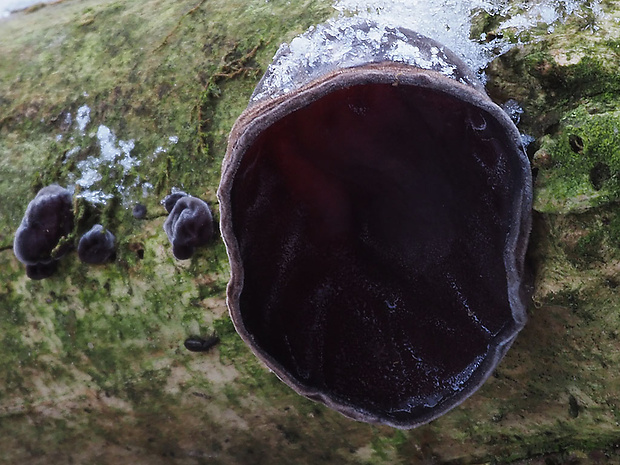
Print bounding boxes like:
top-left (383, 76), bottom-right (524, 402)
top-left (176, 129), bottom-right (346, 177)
top-left (163, 196), bottom-right (214, 260)
top-left (162, 191), bottom-right (188, 213)
top-left (184, 335), bottom-right (220, 352)
top-left (132, 203), bottom-right (147, 219)
top-left (78, 224), bottom-right (116, 264)
top-left (14, 185), bottom-right (74, 279)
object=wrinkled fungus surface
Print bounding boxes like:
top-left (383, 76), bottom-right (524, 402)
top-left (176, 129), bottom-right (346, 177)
top-left (14, 184), bottom-right (74, 279)
top-left (162, 191), bottom-right (188, 213)
top-left (220, 62), bottom-right (531, 428)
top-left (77, 224), bottom-right (116, 264)
top-left (163, 196), bottom-right (214, 260)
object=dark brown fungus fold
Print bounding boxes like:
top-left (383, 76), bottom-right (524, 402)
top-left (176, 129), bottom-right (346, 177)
top-left (78, 224), bottom-right (116, 264)
top-left (163, 195), bottom-right (214, 260)
top-left (25, 262), bottom-right (59, 281)
top-left (218, 27), bottom-right (532, 429)
top-left (14, 185), bottom-right (74, 280)
top-left (184, 335), bottom-right (220, 352)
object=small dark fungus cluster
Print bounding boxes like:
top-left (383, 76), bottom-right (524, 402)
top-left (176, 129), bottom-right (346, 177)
top-left (184, 335), bottom-right (220, 352)
top-left (132, 203), bottom-right (147, 219)
top-left (218, 26), bottom-right (532, 428)
top-left (13, 185), bottom-right (74, 280)
top-left (77, 224), bottom-right (116, 264)
top-left (13, 185), bottom-right (121, 278)
top-left (163, 192), bottom-right (214, 260)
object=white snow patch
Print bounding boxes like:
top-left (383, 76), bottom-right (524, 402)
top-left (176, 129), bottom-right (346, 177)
top-left (73, 125), bottom-right (141, 205)
top-left (118, 139), bottom-right (139, 174)
top-left (96, 125), bottom-right (122, 162)
top-left (65, 146), bottom-right (81, 158)
top-left (79, 190), bottom-right (115, 205)
top-left (333, 0), bottom-right (508, 72)
top-left (62, 112), bottom-right (72, 130)
top-left (75, 105), bottom-right (91, 133)
top-left (1, 0), bottom-right (55, 18)
top-left (75, 160), bottom-right (102, 189)
top-left (502, 98), bottom-right (525, 125)
top-left (65, 124), bottom-right (174, 206)
top-left (142, 182), bottom-right (154, 198)
top-left (251, 0), bottom-right (603, 102)
top-left (521, 133), bottom-right (536, 147)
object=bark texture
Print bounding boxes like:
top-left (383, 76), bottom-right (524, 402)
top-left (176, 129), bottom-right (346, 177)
top-left (0, 0), bottom-right (619, 463)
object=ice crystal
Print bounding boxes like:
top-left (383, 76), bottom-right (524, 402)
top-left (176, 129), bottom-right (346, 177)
top-left (251, 0), bottom-right (603, 103)
top-left (76, 105), bottom-right (91, 134)
top-left (73, 125), bottom-right (143, 205)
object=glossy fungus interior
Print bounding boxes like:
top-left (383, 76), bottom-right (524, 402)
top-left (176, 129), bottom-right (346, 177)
top-left (230, 83), bottom-right (524, 424)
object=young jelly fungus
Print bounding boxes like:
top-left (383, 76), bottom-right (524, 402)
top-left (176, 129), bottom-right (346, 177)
top-left (162, 191), bottom-right (188, 213)
top-left (184, 335), bottom-right (220, 352)
top-left (163, 196), bottom-right (214, 260)
top-left (132, 203), bottom-right (147, 219)
top-left (77, 224), bottom-right (116, 264)
top-left (14, 184), bottom-right (74, 279)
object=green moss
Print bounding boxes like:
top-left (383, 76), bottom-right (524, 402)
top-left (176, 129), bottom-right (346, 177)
top-left (370, 429), bottom-right (408, 462)
top-left (534, 106), bottom-right (620, 212)
top-left (0, 0), bottom-right (332, 245)
top-left (526, 51), bottom-right (620, 106)
top-left (487, 21), bottom-right (620, 141)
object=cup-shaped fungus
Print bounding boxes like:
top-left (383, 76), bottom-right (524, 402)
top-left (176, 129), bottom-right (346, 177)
top-left (78, 224), bottom-right (116, 264)
top-left (14, 184), bottom-right (74, 280)
top-left (163, 195), bottom-right (214, 260)
top-left (218, 21), bottom-right (532, 428)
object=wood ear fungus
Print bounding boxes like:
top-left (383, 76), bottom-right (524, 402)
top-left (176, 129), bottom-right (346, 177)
top-left (218, 23), bottom-right (532, 428)
top-left (78, 224), bottom-right (116, 264)
top-left (163, 195), bottom-right (214, 260)
top-left (14, 185), bottom-right (74, 280)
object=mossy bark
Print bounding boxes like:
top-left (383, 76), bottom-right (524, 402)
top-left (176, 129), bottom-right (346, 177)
top-left (1, 0), bottom-right (620, 464)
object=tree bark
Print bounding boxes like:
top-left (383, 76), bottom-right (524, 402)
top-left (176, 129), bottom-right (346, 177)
top-left (1, 0), bottom-right (619, 463)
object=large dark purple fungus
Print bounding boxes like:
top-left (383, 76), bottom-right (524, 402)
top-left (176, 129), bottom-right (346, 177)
top-left (218, 26), bottom-right (532, 429)
top-left (77, 224), bottom-right (116, 264)
top-left (14, 184), bottom-right (74, 279)
top-left (163, 196), bottom-right (214, 260)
